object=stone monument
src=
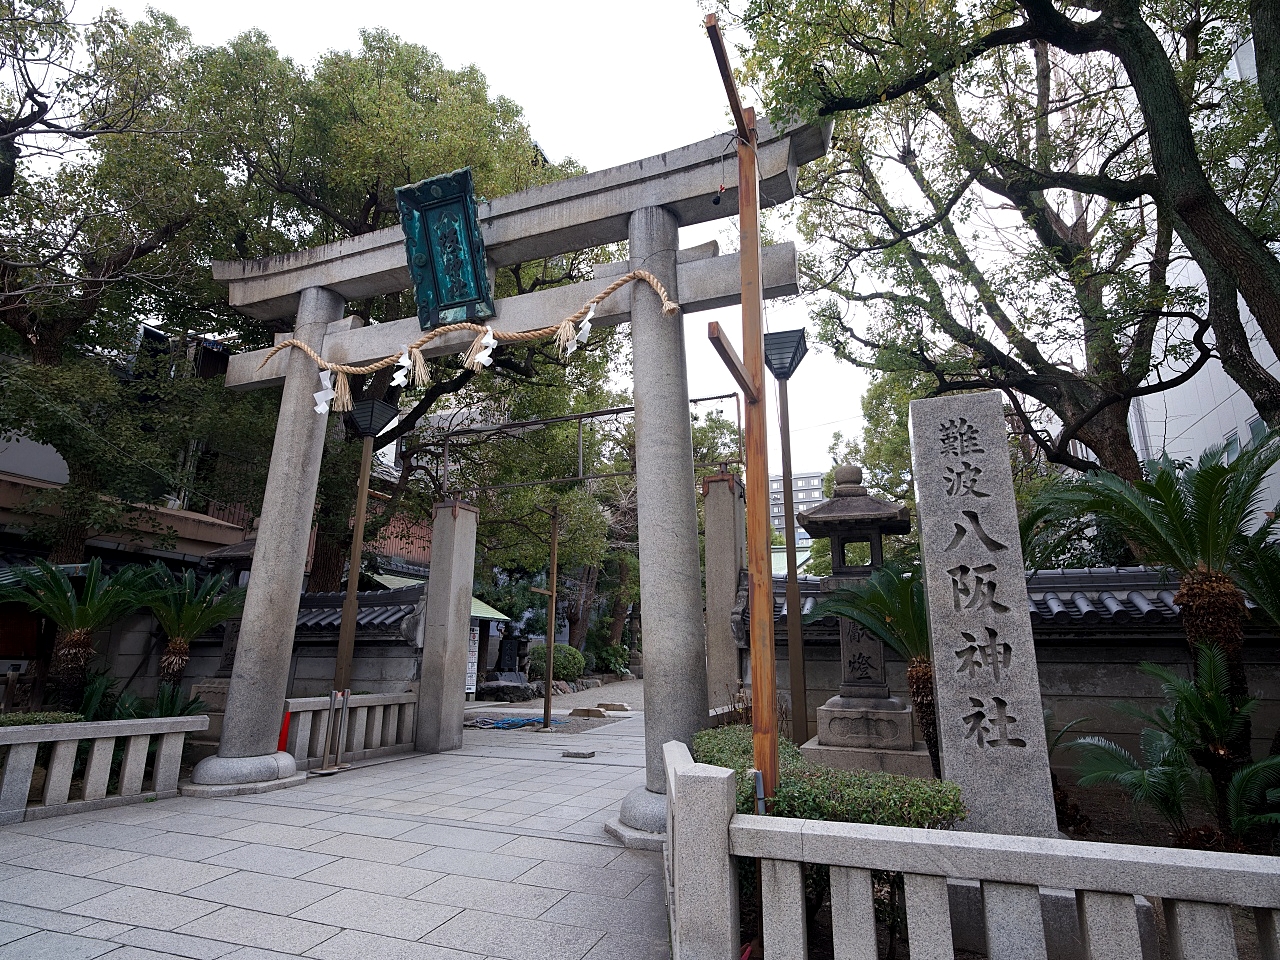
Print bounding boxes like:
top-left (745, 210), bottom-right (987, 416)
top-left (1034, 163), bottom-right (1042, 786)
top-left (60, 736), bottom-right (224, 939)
top-left (796, 465), bottom-right (932, 777)
top-left (908, 390), bottom-right (1056, 837)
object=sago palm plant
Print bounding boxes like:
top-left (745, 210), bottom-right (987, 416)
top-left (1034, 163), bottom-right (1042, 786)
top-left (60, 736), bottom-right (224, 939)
top-left (145, 564), bottom-right (245, 686)
top-left (0, 558), bottom-right (149, 685)
top-left (1043, 434), bottom-right (1280, 704)
top-left (811, 562), bottom-right (939, 776)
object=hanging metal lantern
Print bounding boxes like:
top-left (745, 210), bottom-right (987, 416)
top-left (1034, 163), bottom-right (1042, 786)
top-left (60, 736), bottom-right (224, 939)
top-left (396, 167), bottom-right (496, 331)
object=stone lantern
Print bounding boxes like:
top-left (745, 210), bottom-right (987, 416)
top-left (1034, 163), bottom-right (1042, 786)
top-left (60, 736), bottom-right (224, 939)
top-left (796, 465), bottom-right (932, 775)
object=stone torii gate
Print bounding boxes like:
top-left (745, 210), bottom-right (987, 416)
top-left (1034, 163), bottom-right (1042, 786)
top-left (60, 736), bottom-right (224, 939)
top-left (191, 121), bottom-right (830, 832)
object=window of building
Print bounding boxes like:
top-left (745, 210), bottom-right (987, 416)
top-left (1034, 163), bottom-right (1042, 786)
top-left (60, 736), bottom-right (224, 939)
top-left (770, 481), bottom-right (781, 490)
top-left (1225, 430), bottom-right (1240, 463)
top-left (1249, 416), bottom-right (1267, 445)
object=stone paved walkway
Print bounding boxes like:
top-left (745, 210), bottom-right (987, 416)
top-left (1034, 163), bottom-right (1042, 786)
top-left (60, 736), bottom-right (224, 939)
top-left (0, 721), bottom-right (668, 960)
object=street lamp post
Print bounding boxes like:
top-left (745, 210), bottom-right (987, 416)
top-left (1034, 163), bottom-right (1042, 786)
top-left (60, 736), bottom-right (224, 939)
top-left (332, 397), bottom-right (400, 692)
top-left (763, 329), bottom-right (809, 745)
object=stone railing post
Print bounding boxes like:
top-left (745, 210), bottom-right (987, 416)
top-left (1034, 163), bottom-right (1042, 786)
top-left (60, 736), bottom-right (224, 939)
top-left (669, 750), bottom-right (739, 960)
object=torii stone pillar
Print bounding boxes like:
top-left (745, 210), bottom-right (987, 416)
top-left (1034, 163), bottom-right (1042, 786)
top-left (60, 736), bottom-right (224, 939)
top-left (189, 286), bottom-right (344, 791)
top-left (617, 207), bottom-right (709, 835)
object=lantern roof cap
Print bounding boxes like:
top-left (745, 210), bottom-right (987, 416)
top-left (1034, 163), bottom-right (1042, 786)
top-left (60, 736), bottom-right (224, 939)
top-left (797, 465), bottom-right (911, 538)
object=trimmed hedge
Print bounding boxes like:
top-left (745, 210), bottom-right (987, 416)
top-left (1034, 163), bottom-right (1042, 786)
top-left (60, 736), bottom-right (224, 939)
top-left (0, 711), bottom-right (84, 727)
top-left (693, 723), bottom-right (966, 829)
top-left (527, 643), bottom-right (586, 683)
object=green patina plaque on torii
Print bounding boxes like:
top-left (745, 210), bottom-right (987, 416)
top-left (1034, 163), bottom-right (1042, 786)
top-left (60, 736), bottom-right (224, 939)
top-left (396, 167), bottom-right (496, 331)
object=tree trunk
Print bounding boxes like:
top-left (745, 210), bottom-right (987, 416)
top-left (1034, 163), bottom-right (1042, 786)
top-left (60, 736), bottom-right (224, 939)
top-left (159, 637), bottom-right (190, 686)
top-left (1074, 402), bottom-right (1144, 484)
top-left (309, 530), bottom-right (347, 593)
top-left (1103, 3), bottom-right (1280, 362)
top-left (1174, 570), bottom-right (1252, 766)
top-left (1251, 0), bottom-right (1280, 136)
top-left (907, 656), bottom-right (941, 778)
top-left (607, 554), bottom-right (631, 647)
top-left (47, 518), bottom-right (89, 564)
top-left (566, 565), bottom-right (599, 651)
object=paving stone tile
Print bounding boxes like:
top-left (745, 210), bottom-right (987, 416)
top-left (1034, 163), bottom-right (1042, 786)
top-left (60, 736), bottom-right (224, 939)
top-left (493, 801), bottom-right (552, 815)
top-left (303, 929), bottom-right (482, 960)
top-left (45, 822), bottom-right (166, 849)
top-left (581, 933), bottom-right (671, 960)
top-left (295, 858), bottom-right (441, 897)
top-left (104, 948), bottom-right (196, 960)
top-left (302, 833), bottom-right (429, 865)
top-left (0, 901), bottom-right (100, 933)
top-left (304, 813), bottom-right (418, 838)
top-left (0, 922), bottom-right (34, 947)
top-left (219, 823), bottom-right (337, 850)
top-left (111, 926), bottom-right (241, 959)
top-left (69, 886), bottom-right (221, 930)
top-left (80, 805), bottom-right (180, 826)
top-left (540, 893), bottom-right (668, 939)
top-left (122, 833), bottom-right (245, 863)
top-left (514, 861), bottom-right (648, 899)
top-left (90, 854), bottom-right (236, 894)
top-left (220, 949), bottom-right (312, 960)
top-left (0, 930), bottom-right (117, 959)
top-left (5, 839), bottom-right (139, 877)
top-left (603, 849), bottom-right (663, 875)
top-left (627, 875), bottom-right (666, 903)
top-left (492, 837), bottom-right (620, 867)
top-left (0, 832), bottom-right (58, 861)
top-left (177, 906), bottom-right (338, 954)
top-left (511, 817), bottom-right (576, 834)
top-left (411, 874), bottom-right (566, 919)
top-left (422, 910), bottom-right (602, 960)
top-left (463, 811), bottom-right (526, 826)
top-left (0, 867), bottom-right (118, 908)
top-left (293, 888), bottom-right (459, 940)
top-left (394, 823), bottom-right (513, 852)
top-left (209, 803), bottom-right (336, 828)
top-left (150, 814), bottom-right (247, 838)
top-left (73, 920), bottom-right (134, 939)
top-left (382, 802), bottom-right (443, 816)
top-left (185, 871), bottom-right (337, 916)
top-left (202, 844), bottom-right (338, 879)
top-left (401, 847), bottom-right (539, 882)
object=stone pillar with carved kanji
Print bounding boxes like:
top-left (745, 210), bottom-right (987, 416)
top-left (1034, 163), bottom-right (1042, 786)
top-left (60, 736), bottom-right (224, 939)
top-left (909, 390), bottom-right (1056, 837)
top-left (796, 465), bottom-right (933, 778)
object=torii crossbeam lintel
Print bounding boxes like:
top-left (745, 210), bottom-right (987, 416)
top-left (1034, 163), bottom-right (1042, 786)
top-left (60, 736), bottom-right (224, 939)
top-left (211, 121), bottom-right (830, 323)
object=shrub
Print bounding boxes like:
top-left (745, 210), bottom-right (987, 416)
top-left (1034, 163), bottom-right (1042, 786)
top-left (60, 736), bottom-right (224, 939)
top-left (693, 723), bottom-right (966, 829)
top-left (527, 643), bottom-right (586, 683)
top-left (597, 644), bottom-right (631, 674)
top-left (582, 651), bottom-right (597, 674)
top-left (0, 711), bottom-right (84, 727)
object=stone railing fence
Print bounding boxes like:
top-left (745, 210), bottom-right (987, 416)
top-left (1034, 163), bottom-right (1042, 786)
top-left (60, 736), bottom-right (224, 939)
top-left (663, 741), bottom-right (1280, 960)
top-left (283, 691), bottom-right (415, 771)
top-left (0, 715), bottom-right (208, 825)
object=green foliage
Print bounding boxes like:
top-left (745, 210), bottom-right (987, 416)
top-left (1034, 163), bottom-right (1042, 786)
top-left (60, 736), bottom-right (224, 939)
top-left (811, 562), bottom-right (930, 662)
top-left (595, 645), bottom-right (631, 675)
top-left (693, 724), bottom-right (965, 829)
top-left (0, 559), bottom-right (149, 636)
top-left (78, 671), bottom-right (206, 721)
top-left (1042, 436), bottom-right (1280, 581)
top-left (0, 711), bottom-right (83, 727)
top-left (145, 564), bottom-right (245, 644)
top-left (526, 644), bottom-right (586, 684)
top-left (1071, 644), bottom-right (1278, 841)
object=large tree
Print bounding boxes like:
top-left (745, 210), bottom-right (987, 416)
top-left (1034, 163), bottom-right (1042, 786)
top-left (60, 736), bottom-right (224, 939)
top-left (736, 0), bottom-right (1280, 471)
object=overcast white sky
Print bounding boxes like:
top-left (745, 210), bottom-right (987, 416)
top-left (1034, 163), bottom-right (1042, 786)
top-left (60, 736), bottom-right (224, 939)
top-left (103, 0), bottom-right (869, 472)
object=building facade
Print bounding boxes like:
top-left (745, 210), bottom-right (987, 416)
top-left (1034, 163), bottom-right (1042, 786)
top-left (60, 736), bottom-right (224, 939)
top-left (768, 470), bottom-right (825, 547)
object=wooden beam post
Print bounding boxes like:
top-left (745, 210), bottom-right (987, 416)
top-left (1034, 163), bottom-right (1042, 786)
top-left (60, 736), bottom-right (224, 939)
top-left (708, 321), bottom-right (759, 403)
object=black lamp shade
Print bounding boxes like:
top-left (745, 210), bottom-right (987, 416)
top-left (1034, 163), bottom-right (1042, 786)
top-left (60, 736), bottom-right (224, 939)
top-left (350, 398), bottom-right (399, 438)
top-left (763, 328), bottom-right (808, 380)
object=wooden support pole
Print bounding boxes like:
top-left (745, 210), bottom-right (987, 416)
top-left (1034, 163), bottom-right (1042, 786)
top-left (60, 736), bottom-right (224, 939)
top-left (706, 10), bottom-right (779, 800)
top-left (333, 434), bottom-right (375, 692)
top-left (708, 321), bottom-right (759, 403)
top-left (541, 504), bottom-right (559, 732)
